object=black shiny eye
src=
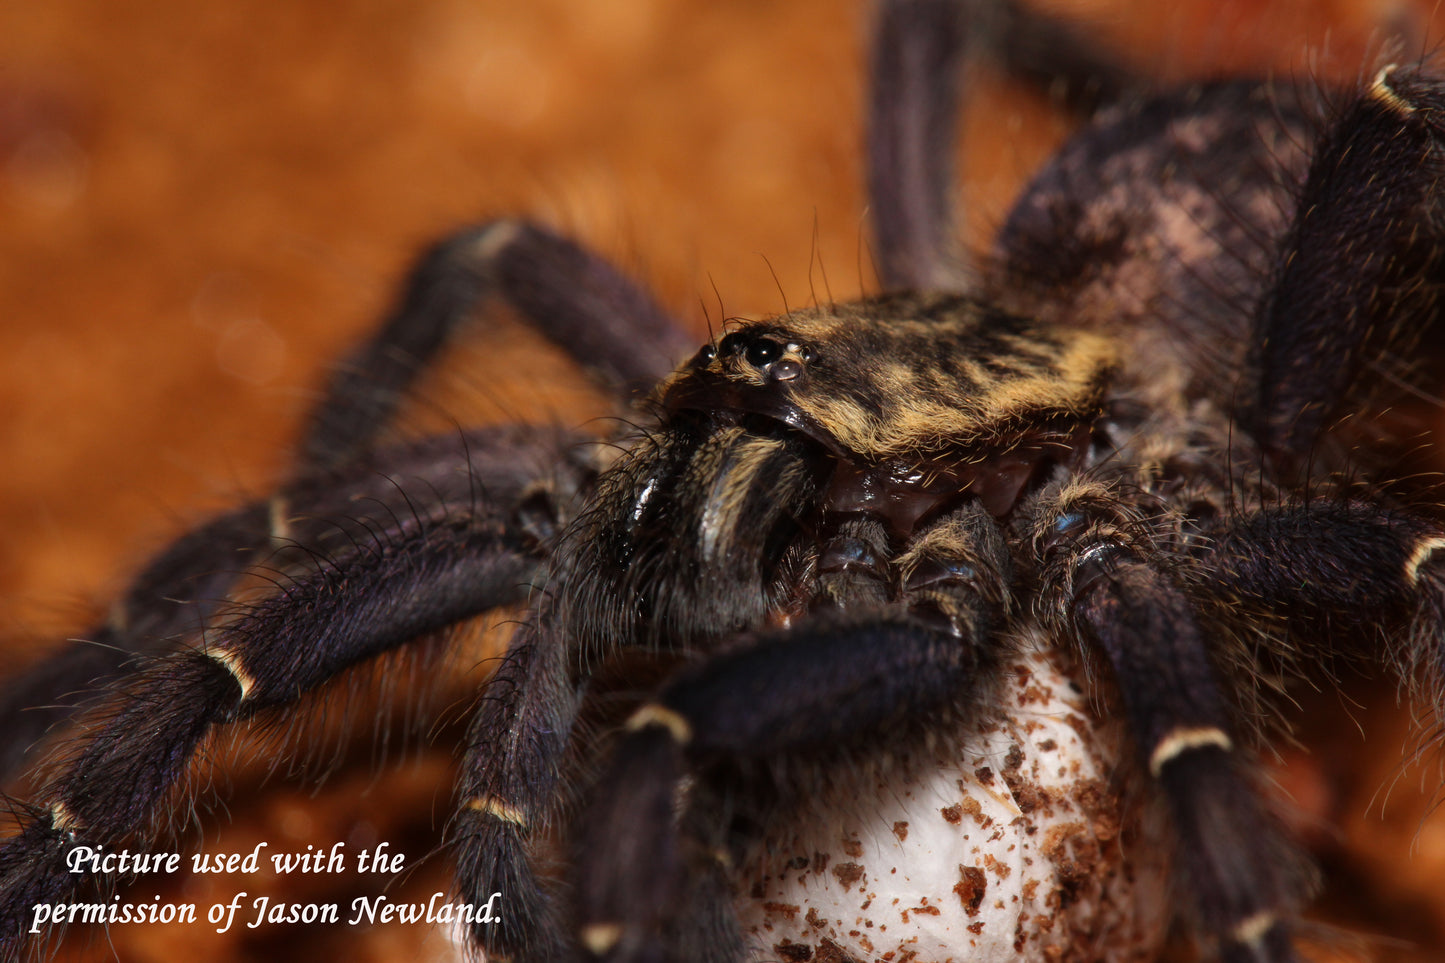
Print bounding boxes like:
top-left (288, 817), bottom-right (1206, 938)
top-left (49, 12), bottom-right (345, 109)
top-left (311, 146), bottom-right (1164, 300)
top-left (695, 343), bottom-right (717, 365)
top-left (745, 337), bottom-right (783, 368)
top-left (718, 332), bottom-right (747, 357)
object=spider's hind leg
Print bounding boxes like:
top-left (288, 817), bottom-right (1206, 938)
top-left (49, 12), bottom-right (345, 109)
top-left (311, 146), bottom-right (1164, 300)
top-left (1245, 65), bottom-right (1445, 467)
top-left (867, 0), bottom-right (970, 292)
top-left (866, 0), bottom-right (1148, 294)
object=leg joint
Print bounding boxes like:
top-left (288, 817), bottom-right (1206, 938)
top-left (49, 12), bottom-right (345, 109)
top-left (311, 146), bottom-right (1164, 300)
top-left (1148, 725), bottom-right (1233, 777)
top-left (625, 704), bottom-right (692, 745)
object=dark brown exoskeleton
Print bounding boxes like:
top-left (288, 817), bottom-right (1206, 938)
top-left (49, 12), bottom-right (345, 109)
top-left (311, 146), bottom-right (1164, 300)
top-left (3, 1), bottom-right (1445, 962)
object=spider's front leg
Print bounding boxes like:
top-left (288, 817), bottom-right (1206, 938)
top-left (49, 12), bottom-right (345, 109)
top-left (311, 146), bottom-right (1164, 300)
top-left (301, 218), bottom-right (694, 470)
top-left (450, 615), bottom-right (584, 962)
top-left (1028, 481), bottom-right (1304, 963)
top-left (0, 425), bottom-right (590, 783)
top-left (451, 426), bottom-right (837, 962)
top-left (0, 217), bottom-right (692, 784)
top-left (569, 503), bottom-right (1012, 963)
top-left (0, 424), bottom-right (598, 957)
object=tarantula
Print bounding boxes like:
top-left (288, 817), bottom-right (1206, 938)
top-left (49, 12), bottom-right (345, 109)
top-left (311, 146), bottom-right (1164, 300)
top-left (4, 0), bottom-right (1445, 960)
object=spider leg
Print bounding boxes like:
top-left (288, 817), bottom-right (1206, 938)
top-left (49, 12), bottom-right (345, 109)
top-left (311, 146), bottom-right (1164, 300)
top-left (1, 216), bottom-right (663, 776)
top-left (0, 427), bottom-right (591, 782)
top-left (299, 219), bottom-right (694, 470)
top-left (0, 212), bottom-right (683, 773)
top-left (867, 0), bottom-right (969, 291)
top-left (0, 526), bottom-right (541, 950)
top-left (572, 503), bottom-right (1011, 962)
top-left (1191, 502), bottom-right (1445, 695)
top-left (450, 618), bottom-right (583, 962)
top-left (574, 617), bottom-right (997, 963)
top-left (0, 505), bottom-right (266, 781)
top-left (0, 426), bottom-right (593, 953)
top-left (971, 0), bottom-right (1137, 115)
top-left (1246, 66), bottom-right (1445, 463)
top-left (450, 426), bottom-right (831, 962)
top-left (1031, 484), bottom-right (1303, 963)
top-left (867, 0), bottom-right (1147, 294)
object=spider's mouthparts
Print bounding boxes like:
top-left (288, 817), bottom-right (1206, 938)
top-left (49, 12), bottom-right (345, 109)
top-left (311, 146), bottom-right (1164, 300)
top-left (822, 423), bottom-right (1093, 532)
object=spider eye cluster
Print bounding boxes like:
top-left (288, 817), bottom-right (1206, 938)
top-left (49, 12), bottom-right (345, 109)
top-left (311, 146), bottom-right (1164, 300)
top-left (696, 330), bottom-right (816, 383)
